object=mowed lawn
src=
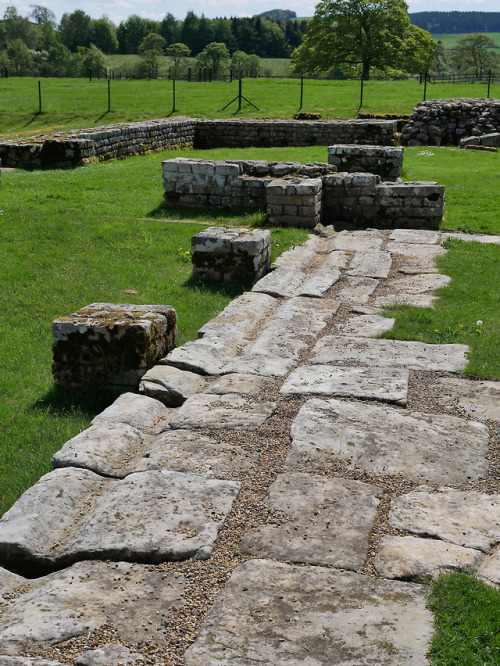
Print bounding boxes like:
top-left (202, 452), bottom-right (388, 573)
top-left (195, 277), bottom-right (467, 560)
top-left (1, 76), bottom-right (498, 138)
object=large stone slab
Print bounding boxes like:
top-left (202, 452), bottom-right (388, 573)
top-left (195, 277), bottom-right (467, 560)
top-left (138, 364), bottom-right (209, 405)
top-left (478, 546), bottom-right (500, 587)
top-left (286, 399), bottom-right (488, 483)
top-left (0, 658), bottom-right (66, 665)
top-left (296, 269), bottom-right (341, 297)
top-left (224, 297), bottom-right (338, 377)
top-left (239, 473), bottom-right (381, 569)
top-left (130, 429), bottom-right (260, 479)
top-left (52, 423), bottom-right (148, 477)
top-left (389, 230), bottom-right (441, 245)
top-left (0, 566), bottom-right (25, 596)
top-left (441, 232), bottom-right (500, 245)
top-left (168, 393), bottom-right (276, 431)
top-left (388, 242), bottom-right (446, 274)
top-left (374, 535), bottom-right (484, 581)
top-left (425, 376), bottom-right (500, 422)
top-left (346, 251), bottom-right (392, 279)
top-left (184, 559), bottom-right (434, 665)
top-left (310, 336), bottom-right (469, 372)
top-left (336, 276), bottom-right (379, 304)
top-left (334, 314), bottom-right (395, 337)
top-left (74, 644), bottom-right (144, 665)
top-left (386, 273), bottom-right (451, 294)
top-left (271, 242), bottom-right (319, 270)
top-left (205, 373), bottom-right (274, 396)
top-left (0, 561), bottom-right (186, 649)
top-left (91, 392), bottom-right (172, 435)
top-left (389, 488), bottom-right (500, 552)
top-left (281, 366), bottom-right (409, 405)
top-left (197, 291), bottom-right (276, 340)
top-left (331, 229), bottom-right (384, 252)
top-left (320, 250), bottom-right (350, 270)
top-left (375, 293), bottom-right (437, 308)
top-left (0, 468), bottom-right (240, 573)
top-left (252, 266), bottom-right (307, 298)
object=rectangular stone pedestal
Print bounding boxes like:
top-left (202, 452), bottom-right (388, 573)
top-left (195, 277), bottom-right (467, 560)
top-left (191, 227), bottom-right (271, 284)
top-left (52, 303), bottom-right (177, 390)
top-left (266, 177), bottom-right (322, 228)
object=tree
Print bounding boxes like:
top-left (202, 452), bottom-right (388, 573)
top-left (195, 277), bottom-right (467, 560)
top-left (3, 6), bottom-right (39, 49)
top-left (7, 38), bottom-right (33, 74)
top-left (59, 10), bottom-right (92, 51)
top-left (196, 42), bottom-right (229, 77)
top-left (452, 33), bottom-right (499, 77)
top-left (139, 32), bottom-right (165, 75)
top-left (291, 0), bottom-right (435, 79)
top-left (160, 13), bottom-right (179, 47)
top-left (117, 15), bottom-right (160, 54)
top-left (90, 18), bottom-right (118, 54)
top-left (29, 5), bottom-right (55, 25)
top-left (180, 11), bottom-right (200, 53)
top-left (231, 50), bottom-right (261, 77)
top-left (166, 42), bottom-right (190, 75)
top-left (72, 43), bottom-right (106, 76)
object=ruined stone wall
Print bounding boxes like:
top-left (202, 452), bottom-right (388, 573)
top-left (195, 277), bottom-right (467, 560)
top-left (194, 119), bottom-right (397, 148)
top-left (162, 158), bottom-right (445, 230)
top-left (401, 98), bottom-right (500, 146)
top-left (327, 145), bottom-right (403, 180)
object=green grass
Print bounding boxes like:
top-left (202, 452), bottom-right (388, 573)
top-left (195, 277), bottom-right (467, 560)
top-left (428, 572), bottom-right (500, 665)
top-left (432, 32), bottom-right (500, 49)
top-left (1, 77), bottom-right (498, 139)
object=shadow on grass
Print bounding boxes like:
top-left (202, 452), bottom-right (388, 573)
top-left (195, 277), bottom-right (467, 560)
top-left (182, 274), bottom-right (247, 299)
top-left (147, 203), bottom-right (266, 227)
top-left (94, 110), bottom-right (111, 124)
top-left (31, 385), bottom-right (121, 420)
top-left (23, 111), bottom-right (43, 128)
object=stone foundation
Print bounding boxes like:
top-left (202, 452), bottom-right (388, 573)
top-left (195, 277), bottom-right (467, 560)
top-left (327, 145), bottom-right (403, 180)
top-left (191, 227), bottom-right (271, 284)
top-left (52, 303), bottom-right (178, 390)
top-left (162, 158), bottom-right (445, 230)
top-left (401, 98), bottom-right (500, 147)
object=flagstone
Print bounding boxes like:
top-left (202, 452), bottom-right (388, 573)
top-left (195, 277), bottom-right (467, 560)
top-left (389, 230), bottom-right (440, 245)
top-left (205, 373), bottom-right (274, 396)
top-left (424, 377), bottom-right (500, 422)
top-left (286, 399), bottom-right (488, 483)
top-left (385, 273), bottom-right (451, 294)
top-left (478, 546), bottom-right (500, 587)
top-left (138, 364), bottom-right (209, 405)
top-left (252, 266), bottom-right (307, 298)
top-left (336, 276), bottom-right (379, 303)
top-left (90, 393), bottom-right (172, 435)
top-left (334, 314), bottom-right (395, 337)
top-left (375, 293), bottom-right (437, 308)
top-left (331, 229), bottom-right (384, 252)
top-left (346, 251), bottom-right (392, 278)
top-left (388, 243), bottom-right (446, 274)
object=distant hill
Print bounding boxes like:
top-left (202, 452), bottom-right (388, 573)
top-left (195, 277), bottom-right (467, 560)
top-left (257, 9), bottom-right (297, 21)
top-left (410, 11), bottom-right (500, 33)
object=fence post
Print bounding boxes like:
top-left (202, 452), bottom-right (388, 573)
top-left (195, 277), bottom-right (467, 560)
top-left (89, 68), bottom-right (92, 82)
top-left (4, 66), bottom-right (7, 78)
top-left (423, 71), bottom-right (428, 101)
top-left (299, 75), bottom-right (304, 110)
top-left (359, 72), bottom-right (364, 110)
top-left (487, 69), bottom-right (492, 98)
top-left (38, 80), bottom-right (42, 113)
top-left (188, 67), bottom-right (191, 82)
top-left (230, 68), bottom-right (233, 83)
top-left (107, 79), bottom-right (110, 113)
top-left (173, 78), bottom-right (176, 111)
top-left (209, 67), bottom-right (212, 82)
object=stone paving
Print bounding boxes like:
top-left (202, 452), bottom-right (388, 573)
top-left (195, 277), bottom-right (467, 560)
top-left (0, 228), bottom-right (498, 665)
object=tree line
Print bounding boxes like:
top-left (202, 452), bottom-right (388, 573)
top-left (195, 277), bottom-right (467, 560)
top-left (410, 11), bottom-right (500, 34)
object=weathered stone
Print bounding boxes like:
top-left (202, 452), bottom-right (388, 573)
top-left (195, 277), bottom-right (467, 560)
top-left (198, 292), bottom-right (276, 340)
top-left (286, 399), bottom-right (488, 483)
top-left (347, 251), bottom-right (392, 278)
top-left (374, 535), bottom-right (484, 581)
top-left (310, 336), bottom-right (469, 372)
top-left (441, 232), bottom-right (499, 245)
top-left (0, 567), bottom-right (25, 597)
top-left (375, 293), bottom-right (437, 308)
top-left (0, 658), bottom-right (66, 665)
top-left (334, 314), bottom-right (395, 337)
top-left (331, 230), bottom-right (384, 252)
top-left (138, 364), bottom-right (209, 405)
top-left (184, 559), bottom-right (433, 665)
top-left (389, 488), bottom-right (500, 552)
top-left (91, 392), bottom-right (172, 435)
top-left (389, 230), bottom-right (440, 244)
top-left (296, 269), bottom-right (341, 297)
top-left (388, 242), bottom-right (446, 274)
top-left (225, 297), bottom-right (338, 377)
top-left (0, 561), bottom-right (187, 649)
top-left (52, 423), bottom-right (147, 477)
top-left (252, 266), bottom-right (306, 298)
top-left (240, 473), bottom-right (381, 569)
top-left (74, 644), bottom-right (144, 666)
top-left (169, 393), bottom-right (276, 431)
top-left (478, 546), bottom-right (500, 587)
top-left (51, 303), bottom-right (177, 390)
top-left (271, 245), bottom-right (317, 270)
top-left (206, 373), bottom-right (274, 396)
top-left (281, 367), bottom-right (408, 405)
top-left (336, 276), bottom-right (379, 303)
top-left (386, 273), bottom-right (451, 294)
top-left (320, 250), bottom-right (350, 270)
top-left (424, 377), bottom-right (500, 422)
top-left (130, 429), bottom-right (259, 479)
top-left (0, 468), bottom-right (240, 572)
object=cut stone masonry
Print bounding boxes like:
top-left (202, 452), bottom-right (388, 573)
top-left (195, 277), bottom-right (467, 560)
top-left (327, 144), bottom-right (403, 180)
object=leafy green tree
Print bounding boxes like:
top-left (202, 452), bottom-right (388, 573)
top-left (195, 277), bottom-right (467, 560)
top-left (3, 6), bottom-right (39, 48)
top-left (72, 43), bottom-right (106, 77)
top-left (59, 10), bottom-right (92, 51)
top-left (260, 19), bottom-right (289, 57)
top-left (196, 41), bottom-right (230, 76)
top-left (197, 15), bottom-right (214, 51)
top-left (165, 42), bottom-right (191, 75)
top-left (452, 33), bottom-right (499, 77)
top-left (90, 18), bottom-right (118, 54)
top-left (291, 0), bottom-right (435, 79)
top-left (117, 15), bottom-right (160, 54)
top-left (180, 11), bottom-right (200, 53)
top-left (139, 32), bottom-right (166, 75)
top-left (47, 42), bottom-right (71, 75)
top-left (29, 5), bottom-right (55, 25)
top-left (7, 38), bottom-right (33, 74)
top-left (231, 50), bottom-right (261, 77)
top-left (213, 19), bottom-right (236, 52)
top-left (160, 13), bottom-right (179, 47)
top-left (396, 24), bottom-right (436, 73)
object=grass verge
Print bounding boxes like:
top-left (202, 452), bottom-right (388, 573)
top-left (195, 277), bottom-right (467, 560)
top-left (427, 571), bottom-right (500, 665)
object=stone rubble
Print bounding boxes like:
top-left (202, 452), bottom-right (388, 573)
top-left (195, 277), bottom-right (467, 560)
top-left (0, 228), bottom-right (498, 664)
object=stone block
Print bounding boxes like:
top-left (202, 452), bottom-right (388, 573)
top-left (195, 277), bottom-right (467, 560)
top-left (51, 304), bottom-right (177, 390)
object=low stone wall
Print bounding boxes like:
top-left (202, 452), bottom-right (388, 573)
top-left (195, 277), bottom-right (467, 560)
top-left (401, 98), bottom-right (500, 146)
top-left (194, 119), bottom-right (397, 148)
top-left (327, 145), bottom-right (403, 180)
top-left (0, 118), bottom-right (196, 167)
top-left (162, 157), bottom-right (445, 230)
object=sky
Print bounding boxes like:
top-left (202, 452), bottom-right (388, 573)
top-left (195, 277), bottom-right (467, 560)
top-left (2, 0), bottom-right (499, 26)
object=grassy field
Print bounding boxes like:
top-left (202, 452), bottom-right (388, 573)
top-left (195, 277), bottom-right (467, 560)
top-left (432, 32), bottom-right (500, 49)
top-left (1, 77), bottom-right (498, 139)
